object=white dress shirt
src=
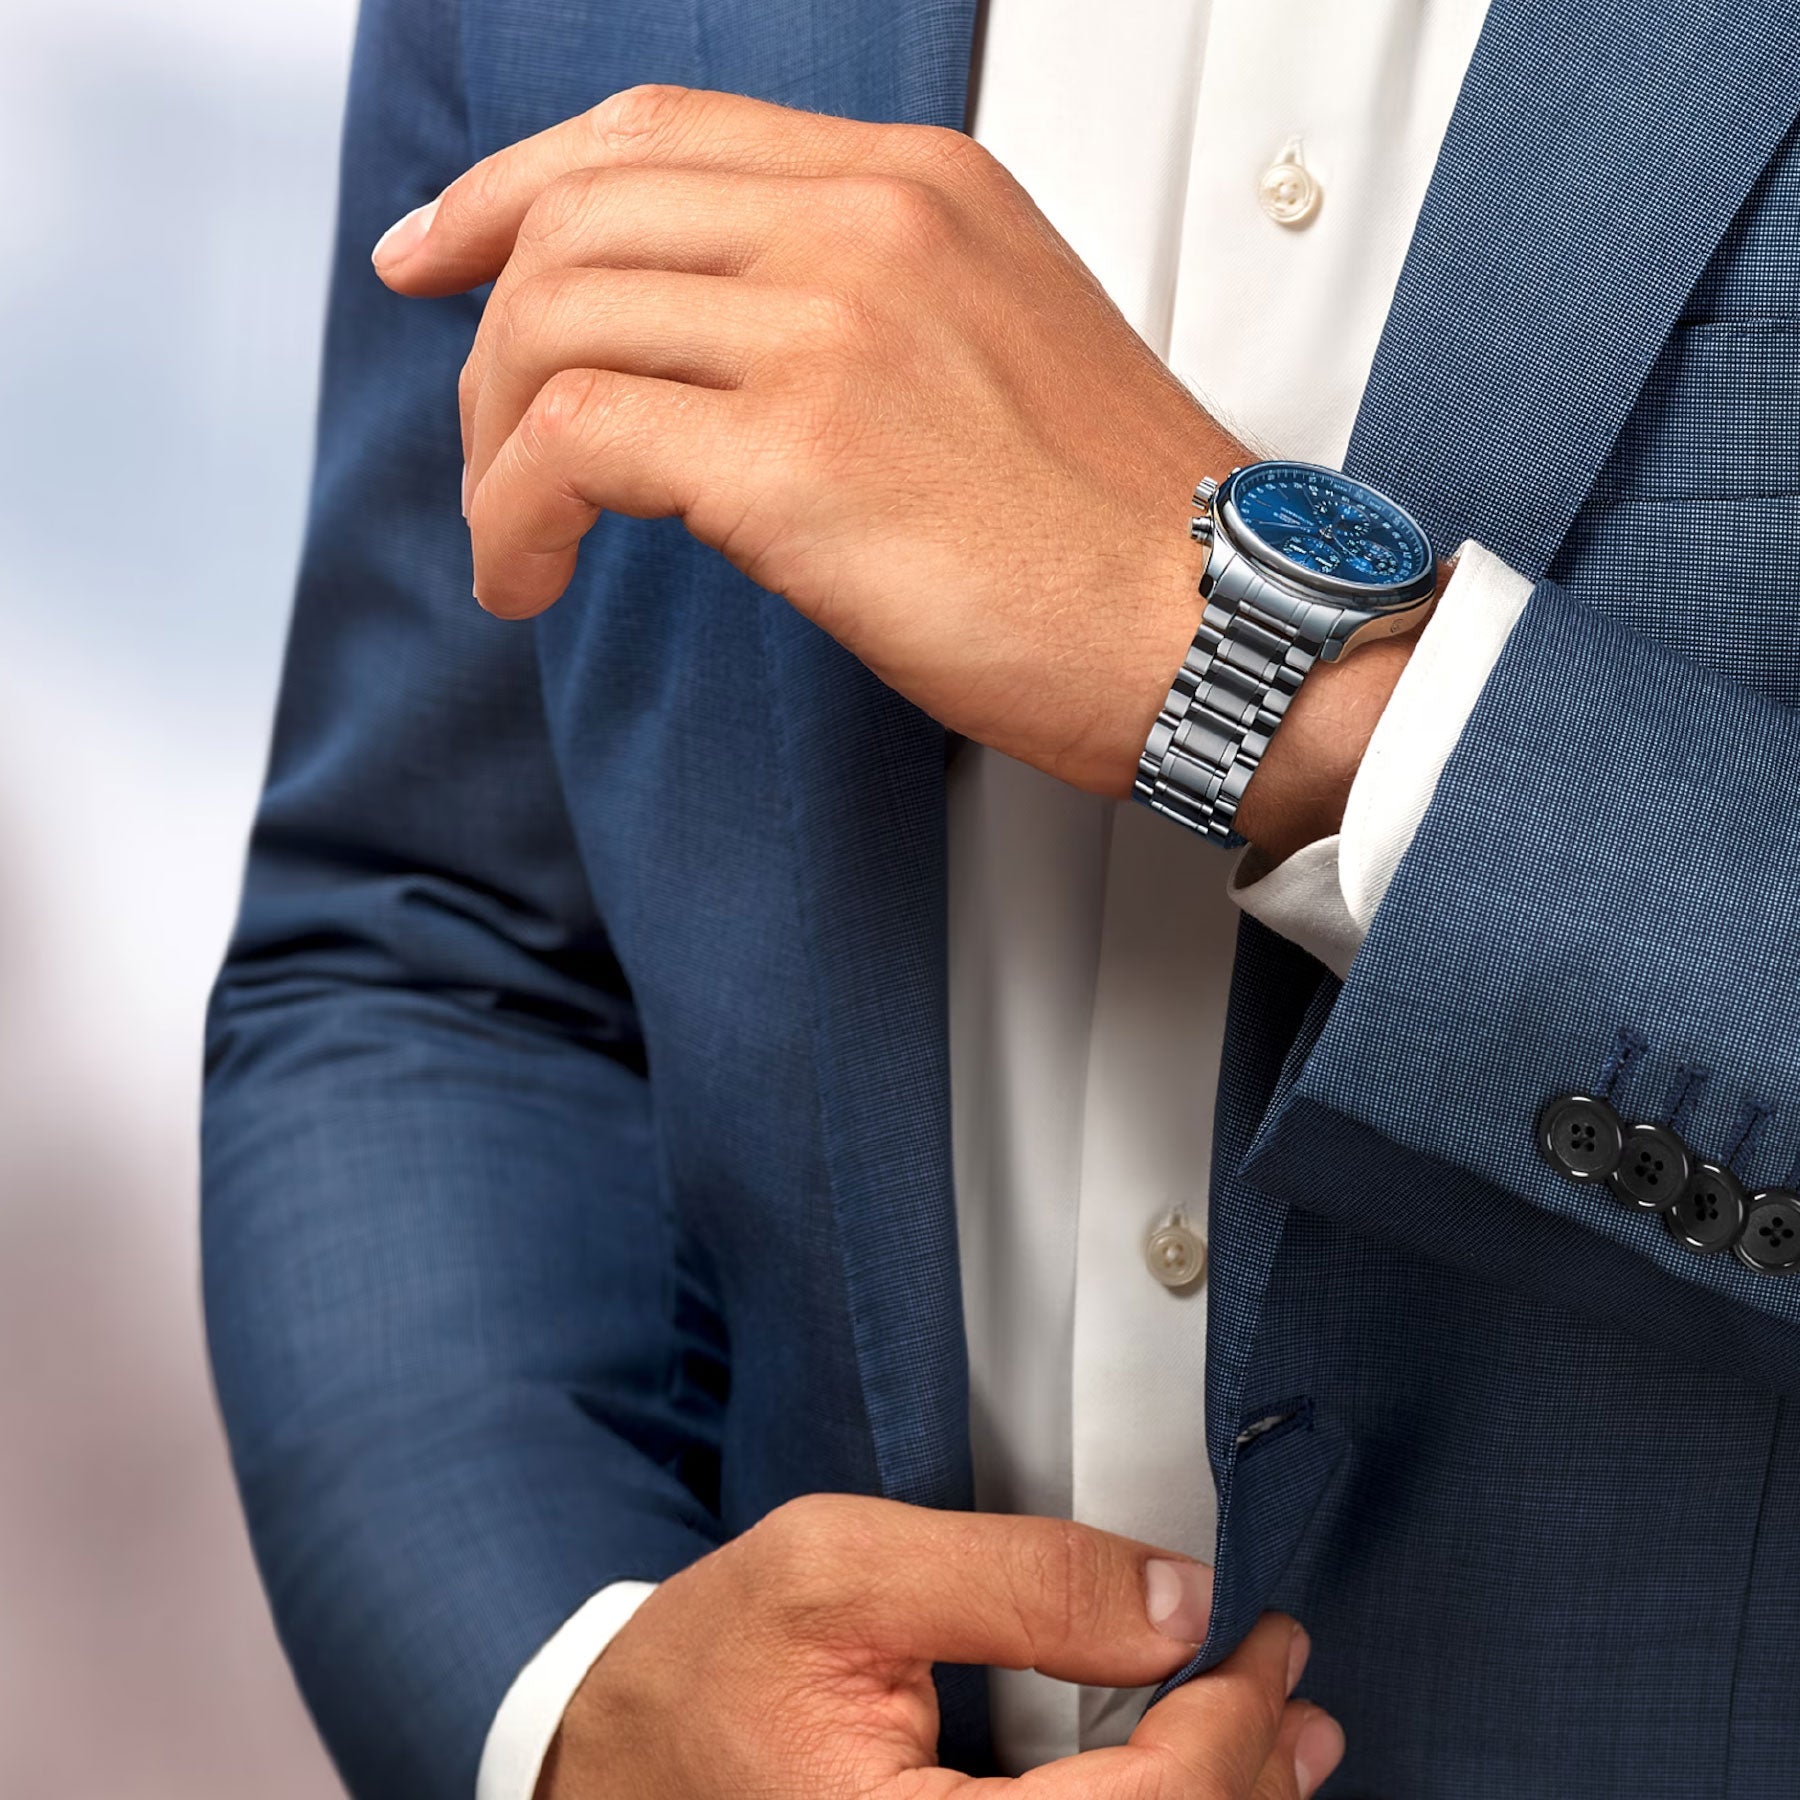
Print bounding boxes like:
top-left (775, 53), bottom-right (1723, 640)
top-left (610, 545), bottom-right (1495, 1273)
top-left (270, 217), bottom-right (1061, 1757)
top-left (478, 2), bottom-right (1533, 1792)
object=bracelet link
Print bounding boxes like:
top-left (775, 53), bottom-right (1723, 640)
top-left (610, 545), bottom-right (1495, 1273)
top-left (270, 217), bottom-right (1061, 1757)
top-left (1135, 515), bottom-right (1316, 846)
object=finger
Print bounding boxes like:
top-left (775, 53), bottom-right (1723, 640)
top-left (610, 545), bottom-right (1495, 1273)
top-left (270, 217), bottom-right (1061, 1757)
top-left (496, 165), bottom-right (876, 286)
top-left (468, 368), bottom-right (742, 618)
top-left (995, 1699), bottom-right (1336, 1800)
top-left (375, 84), bottom-right (945, 293)
top-left (1124, 1614), bottom-right (1312, 1798)
top-left (745, 1495), bottom-right (1216, 1690)
top-left (465, 267), bottom-right (797, 488)
top-left (457, 165), bottom-right (908, 463)
top-left (1254, 1704), bottom-right (1346, 1800)
top-left (455, 169), bottom-right (819, 463)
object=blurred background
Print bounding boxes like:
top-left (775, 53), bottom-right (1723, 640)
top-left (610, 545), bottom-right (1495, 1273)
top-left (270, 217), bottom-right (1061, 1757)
top-left (0, 0), bottom-right (356, 1791)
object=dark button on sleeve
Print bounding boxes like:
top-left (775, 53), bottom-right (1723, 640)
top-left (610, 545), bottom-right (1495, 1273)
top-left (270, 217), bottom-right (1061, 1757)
top-left (1537, 1093), bottom-right (1624, 1181)
top-left (1735, 1190), bottom-right (1800, 1276)
top-left (1608, 1121), bottom-right (1693, 1212)
top-left (1664, 1162), bottom-right (1747, 1255)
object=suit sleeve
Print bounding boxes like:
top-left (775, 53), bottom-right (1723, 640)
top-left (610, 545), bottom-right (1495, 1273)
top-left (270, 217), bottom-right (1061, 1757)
top-left (1254, 574), bottom-right (1800, 1332)
top-left (201, 4), bottom-right (722, 1795)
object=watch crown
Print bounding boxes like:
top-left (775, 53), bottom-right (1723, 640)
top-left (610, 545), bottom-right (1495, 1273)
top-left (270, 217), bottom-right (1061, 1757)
top-left (1192, 476), bottom-right (1221, 506)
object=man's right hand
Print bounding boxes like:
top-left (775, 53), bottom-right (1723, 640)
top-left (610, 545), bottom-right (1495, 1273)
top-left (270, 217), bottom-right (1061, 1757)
top-left (538, 1494), bottom-right (1345, 1799)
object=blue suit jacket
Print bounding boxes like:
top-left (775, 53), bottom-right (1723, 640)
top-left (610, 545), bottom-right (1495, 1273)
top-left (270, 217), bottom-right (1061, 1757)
top-left (203, 1), bottom-right (1800, 1792)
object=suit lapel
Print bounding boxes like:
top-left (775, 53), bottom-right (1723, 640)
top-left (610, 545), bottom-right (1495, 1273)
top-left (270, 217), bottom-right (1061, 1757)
top-left (469, 0), bottom-right (980, 1512)
top-left (1346, 0), bottom-right (1800, 574)
top-left (696, 0), bottom-right (982, 1513)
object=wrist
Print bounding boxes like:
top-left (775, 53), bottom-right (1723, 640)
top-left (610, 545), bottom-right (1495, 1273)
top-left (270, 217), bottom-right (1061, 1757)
top-left (1234, 552), bottom-right (1454, 861)
top-left (1232, 633), bottom-right (1413, 861)
top-left (1074, 432), bottom-right (1249, 801)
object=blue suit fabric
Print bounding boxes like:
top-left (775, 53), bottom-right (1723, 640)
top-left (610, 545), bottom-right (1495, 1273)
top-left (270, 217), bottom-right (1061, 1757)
top-left (202, 0), bottom-right (1800, 1793)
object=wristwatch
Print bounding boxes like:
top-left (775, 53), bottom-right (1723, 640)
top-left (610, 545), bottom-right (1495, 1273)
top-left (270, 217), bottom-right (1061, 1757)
top-left (1135, 459), bottom-right (1438, 845)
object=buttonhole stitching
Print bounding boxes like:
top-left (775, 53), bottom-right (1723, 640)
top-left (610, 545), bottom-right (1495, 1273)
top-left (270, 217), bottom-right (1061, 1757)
top-left (1724, 1100), bottom-right (1773, 1180)
top-left (1664, 1062), bottom-right (1709, 1134)
top-left (1596, 1026), bottom-right (1648, 1102)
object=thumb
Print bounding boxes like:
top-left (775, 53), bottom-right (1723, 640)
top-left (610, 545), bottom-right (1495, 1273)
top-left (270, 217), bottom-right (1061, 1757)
top-left (757, 1496), bottom-right (1214, 1689)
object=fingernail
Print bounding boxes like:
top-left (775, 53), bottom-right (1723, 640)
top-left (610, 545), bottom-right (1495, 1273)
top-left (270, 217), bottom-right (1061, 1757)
top-left (461, 460), bottom-right (470, 519)
top-left (372, 195), bottom-right (440, 271)
top-left (1144, 1559), bottom-right (1213, 1643)
top-left (1293, 1709), bottom-right (1345, 1798)
top-left (1286, 1623), bottom-right (1311, 1694)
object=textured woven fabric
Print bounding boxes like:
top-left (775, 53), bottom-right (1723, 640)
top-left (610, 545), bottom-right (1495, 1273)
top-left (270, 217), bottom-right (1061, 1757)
top-left (1180, 4), bottom-right (1800, 1792)
top-left (204, 0), bottom-right (1800, 1794)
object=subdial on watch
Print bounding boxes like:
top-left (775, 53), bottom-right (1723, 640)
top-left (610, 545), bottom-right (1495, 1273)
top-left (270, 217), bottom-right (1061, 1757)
top-left (1282, 533), bottom-right (1341, 571)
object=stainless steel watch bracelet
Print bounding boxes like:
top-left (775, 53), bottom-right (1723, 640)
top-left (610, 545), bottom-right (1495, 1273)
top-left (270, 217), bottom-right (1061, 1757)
top-left (1133, 496), bottom-right (1318, 845)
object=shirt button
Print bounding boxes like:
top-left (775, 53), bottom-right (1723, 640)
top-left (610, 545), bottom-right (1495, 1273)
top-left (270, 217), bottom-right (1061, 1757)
top-left (1146, 1216), bottom-right (1207, 1291)
top-left (1258, 138), bottom-right (1321, 228)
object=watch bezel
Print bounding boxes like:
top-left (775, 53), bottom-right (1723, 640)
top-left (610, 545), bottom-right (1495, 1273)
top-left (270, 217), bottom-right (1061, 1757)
top-left (1218, 461), bottom-right (1438, 610)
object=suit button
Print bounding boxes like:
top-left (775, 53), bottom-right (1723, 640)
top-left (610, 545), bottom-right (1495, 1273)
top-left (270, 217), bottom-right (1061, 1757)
top-left (1537, 1093), bottom-right (1624, 1181)
top-left (1608, 1121), bottom-right (1692, 1212)
top-left (1664, 1162), bottom-right (1747, 1255)
top-left (1735, 1190), bottom-right (1800, 1276)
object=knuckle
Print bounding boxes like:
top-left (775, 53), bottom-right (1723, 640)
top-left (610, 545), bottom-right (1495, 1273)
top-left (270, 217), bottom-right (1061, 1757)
top-left (748, 1493), bottom-right (844, 1575)
top-left (586, 82), bottom-right (693, 157)
top-left (1144, 1738), bottom-right (1239, 1800)
top-left (1016, 1518), bottom-right (1108, 1662)
top-left (745, 1494), bottom-right (869, 1631)
top-left (1052, 1519), bottom-right (1115, 1641)
top-left (1113, 1746), bottom-right (1186, 1800)
top-left (517, 168), bottom-right (603, 254)
top-left (843, 172), bottom-right (957, 256)
top-left (887, 122), bottom-right (985, 177)
top-left (498, 266), bottom-right (573, 354)
top-left (795, 287), bottom-right (875, 357)
top-left (454, 149), bottom-right (517, 232)
top-left (457, 354), bottom-right (483, 415)
top-left (521, 366), bottom-right (608, 453)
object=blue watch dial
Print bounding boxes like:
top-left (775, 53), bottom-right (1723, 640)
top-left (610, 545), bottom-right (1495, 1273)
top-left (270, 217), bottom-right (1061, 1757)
top-left (1226, 461), bottom-right (1432, 596)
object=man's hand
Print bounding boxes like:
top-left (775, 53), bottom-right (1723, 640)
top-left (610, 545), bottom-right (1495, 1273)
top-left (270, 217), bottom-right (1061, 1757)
top-left (373, 85), bottom-right (1244, 798)
top-left (375, 83), bottom-right (1411, 840)
top-left (536, 1494), bottom-right (1344, 1799)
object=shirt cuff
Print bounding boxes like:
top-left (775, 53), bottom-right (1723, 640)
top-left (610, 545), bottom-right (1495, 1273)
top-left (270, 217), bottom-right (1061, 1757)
top-left (475, 1581), bottom-right (659, 1800)
top-left (1232, 540), bottom-right (1533, 977)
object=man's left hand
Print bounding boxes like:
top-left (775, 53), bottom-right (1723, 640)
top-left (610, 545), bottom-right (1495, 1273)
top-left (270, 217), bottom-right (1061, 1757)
top-left (374, 85), bottom-right (1403, 830)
